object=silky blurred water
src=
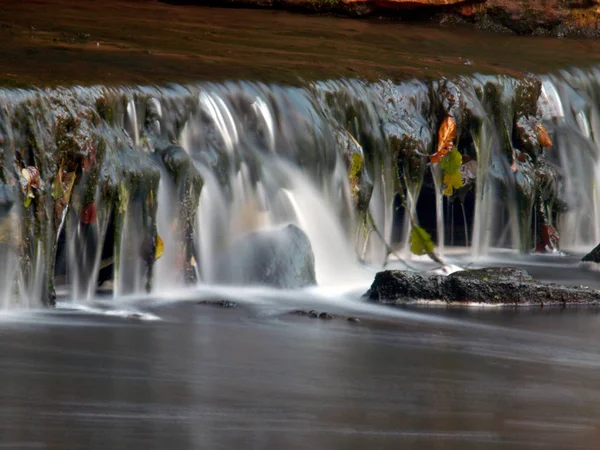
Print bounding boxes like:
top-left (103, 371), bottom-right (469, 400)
top-left (2, 265), bottom-right (600, 450)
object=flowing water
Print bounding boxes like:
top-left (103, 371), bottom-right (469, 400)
top-left (3, 5), bottom-right (600, 445)
top-left (2, 68), bottom-right (600, 306)
top-left (2, 297), bottom-right (600, 449)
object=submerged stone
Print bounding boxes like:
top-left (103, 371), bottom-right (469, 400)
top-left (364, 267), bottom-right (600, 306)
top-left (215, 224), bottom-right (317, 289)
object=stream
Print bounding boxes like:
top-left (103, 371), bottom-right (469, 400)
top-left (2, 1), bottom-right (600, 448)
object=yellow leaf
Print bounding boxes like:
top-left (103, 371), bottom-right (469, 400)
top-left (443, 170), bottom-right (462, 196)
top-left (155, 235), bottom-right (164, 261)
top-left (431, 117), bottom-right (457, 163)
top-left (409, 225), bottom-right (434, 256)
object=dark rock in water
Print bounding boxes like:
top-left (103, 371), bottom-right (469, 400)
top-left (308, 310), bottom-right (319, 318)
top-left (197, 299), bottom-right (237, 308)
top-left (347, 317), bottom-right (360, 323)
top-left (215, 224), bottom-right (316, 289)
top-left (582, 243), bottom-right (600, 264)
top-left (319, 312), bottom-right (333, 320)
top-left (364, 267), bottom-right (600, 306)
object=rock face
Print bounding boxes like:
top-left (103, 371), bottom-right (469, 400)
top-left (215, 224), bottom-right (317, 289)
top-left (167, 0), bottom-right (600, 37)
top-left (364, 267), bottom-right (600, 305)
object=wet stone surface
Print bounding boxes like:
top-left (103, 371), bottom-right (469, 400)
top-left (197, 300), bottom-right (237, 308)
top-left (365, 267), bottom-right (600, 306)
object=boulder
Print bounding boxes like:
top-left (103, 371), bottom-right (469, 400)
top-left (215, 223), bottom-right (317, 289)
top-left (364, 267), bottom-right (600, 306)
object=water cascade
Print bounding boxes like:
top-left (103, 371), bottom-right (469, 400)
top-left (1, 67), bottom-right (600, 308)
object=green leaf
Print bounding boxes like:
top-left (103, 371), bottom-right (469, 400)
top-left (409, 225), bottom-right (434, 256)
top-left (440, 148), bottom-right (462, 174)
top-left (443, 170), bottom-right (463, 196)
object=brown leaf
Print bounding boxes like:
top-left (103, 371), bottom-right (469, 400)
top-left (430, 117), bottom-right (457, 163)
top-left (536, 124), bottom-right (552, 148)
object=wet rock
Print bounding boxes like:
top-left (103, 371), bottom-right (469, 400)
top-left (197, 299), bottom-right (237, 308)
top-left (365, 267), bottom-right (600, 306)
top-left (319, 312), bottom-right (333, 320)
top-left (336, 128), bottom-right (373, 214)
top-left (514, 116), bottom-right (542, 156)
top-left (158, 144), bottom-right (203, 283)
top-left (582, 243), bottom-right (600, 264)
top-left (215, 224), bottom-right (316, 289)
top-left (161, 0), bottom-right (600, 36)
top-left (347, 317), bottom-right (361, 323)
top-left (308, 310), bottom-right (319, 318)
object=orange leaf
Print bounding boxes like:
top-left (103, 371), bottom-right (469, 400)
top-left (537, 124), bottom-right (552, 148)
top-left (430, 117), bottom-right (457, 163)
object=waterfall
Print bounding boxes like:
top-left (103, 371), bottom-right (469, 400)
top-left (1, 68), bottom-right (600, 308)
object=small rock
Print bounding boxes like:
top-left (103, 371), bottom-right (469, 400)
top-left (197, 300), bottom-right (236, 308)
top-left (347, 317), bottom-right (360, 323)
top-left (319, 312), bottom-right (333, 320)
top-left (308, 310), bottom-right (319, 318)
top-left (290, 309), bottom-right (310, 316)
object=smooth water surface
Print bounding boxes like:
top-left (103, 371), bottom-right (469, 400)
top-left (2, 284), bottom-right (600, 449)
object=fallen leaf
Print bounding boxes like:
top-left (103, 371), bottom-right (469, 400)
top-left (155, 235), bottom-right (164, 260)
top-left (537, 124), bottom-right (552, 148)
top-left (409, 225), bottom-right (434, 256)
top-left (430, 117), bottom-right (457, 163)
top-left (440, 148), bottom-right (462, 174)
top-left (443, 170), bottom-right (463, 196)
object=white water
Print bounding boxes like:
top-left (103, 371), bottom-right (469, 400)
top-left (1, 69), bottom-right (600, 309)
